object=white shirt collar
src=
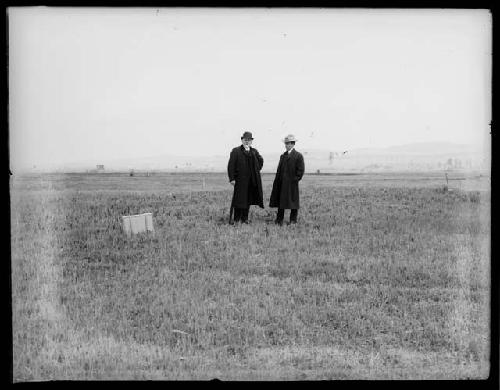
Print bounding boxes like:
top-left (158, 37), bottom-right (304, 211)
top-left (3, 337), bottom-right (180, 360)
top-left (243, 145), bottom-right (250, 151)
top-left (286, 146), bottom-right (295, 154)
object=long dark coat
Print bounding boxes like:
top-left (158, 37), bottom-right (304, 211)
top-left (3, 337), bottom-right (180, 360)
top-left (269, 149), bottom-right (305, 209)
top-left (227, 145), bottom-right (264, 209)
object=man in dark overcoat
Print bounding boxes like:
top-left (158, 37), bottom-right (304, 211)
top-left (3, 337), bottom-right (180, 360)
top-left (269, 134), bottom-right (305, 225)
top-left (227, 131), bottom-right (264, 224)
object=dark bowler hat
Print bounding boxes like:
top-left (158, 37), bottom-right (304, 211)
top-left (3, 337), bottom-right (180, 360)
top-left (241, 131), bottom-right (254, 140)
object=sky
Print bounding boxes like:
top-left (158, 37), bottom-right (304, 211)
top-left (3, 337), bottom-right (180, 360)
top-left (9, 8), bottom-right (491, 171)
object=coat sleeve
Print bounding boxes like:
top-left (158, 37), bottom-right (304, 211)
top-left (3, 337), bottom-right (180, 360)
top-left (228, 149), bottom-right (237, 182)
top-left (253, 148), bottom-right (264, 171)
top-left (275, 155), bottom-right (283, 175)
top-left (295, 153), bottom-right (305, 181)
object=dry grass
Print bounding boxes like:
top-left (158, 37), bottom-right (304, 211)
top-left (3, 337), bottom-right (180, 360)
top-left (11, 172), bottom-right (490, 380)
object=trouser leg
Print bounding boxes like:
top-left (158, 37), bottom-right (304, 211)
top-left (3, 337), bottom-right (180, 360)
top-left (290, 209), bottom-right (298, 223)
top-left (233, 208), bottom-right (242, 222)
top-left (276, 208), bottom-right (285, 223)
top-left (241, 208), bottom-right (249, 223)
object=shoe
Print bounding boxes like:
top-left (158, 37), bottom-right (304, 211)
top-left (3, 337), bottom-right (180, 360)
top-left (274, 220), bottom-right (283, 226)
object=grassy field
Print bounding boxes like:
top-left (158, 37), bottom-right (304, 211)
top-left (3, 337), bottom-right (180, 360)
top-left (11, 171), bottom-right (490, 380)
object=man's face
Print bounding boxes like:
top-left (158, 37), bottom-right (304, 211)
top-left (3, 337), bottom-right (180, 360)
top-left (242, 138), bottom-right (253, 147)
top-left (285, 142), bottom-right (293, 151)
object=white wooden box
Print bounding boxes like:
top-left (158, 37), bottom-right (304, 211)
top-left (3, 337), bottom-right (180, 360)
top-left (122, 213), bottom-right (154, 236)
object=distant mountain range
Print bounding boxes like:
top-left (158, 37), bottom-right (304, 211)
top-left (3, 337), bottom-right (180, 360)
top-left (27, 142), bottom-right (488, 173)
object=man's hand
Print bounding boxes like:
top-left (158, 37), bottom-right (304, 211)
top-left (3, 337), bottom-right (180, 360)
top-left (230, 180), bottom-right (235, 186)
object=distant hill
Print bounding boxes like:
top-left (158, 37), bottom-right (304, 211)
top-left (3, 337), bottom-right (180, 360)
top-left (356, 142), bottom-right (482, 156)
top-left (299, 142), bottom-right (486, 173)
top-left (26, 142), bottom-right (488, 174)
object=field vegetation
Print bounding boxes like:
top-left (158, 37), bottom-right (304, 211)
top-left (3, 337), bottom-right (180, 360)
top-left (11, 172), bottom-right (490, 380)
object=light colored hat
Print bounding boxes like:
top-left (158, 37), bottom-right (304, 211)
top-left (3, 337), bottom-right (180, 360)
top-left (283, 134), bottom-right (297, 143)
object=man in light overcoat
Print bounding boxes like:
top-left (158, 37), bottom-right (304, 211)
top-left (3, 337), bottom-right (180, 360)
top-left (269, 134), bottom-right (305, 225)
